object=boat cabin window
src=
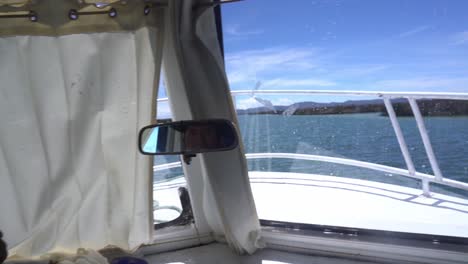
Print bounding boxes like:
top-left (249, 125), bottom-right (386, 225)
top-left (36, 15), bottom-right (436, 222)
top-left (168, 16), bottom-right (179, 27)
top-left (221, 0), bottom-right (468, 240)
top-left (153, 76), bottom-right (189, 227)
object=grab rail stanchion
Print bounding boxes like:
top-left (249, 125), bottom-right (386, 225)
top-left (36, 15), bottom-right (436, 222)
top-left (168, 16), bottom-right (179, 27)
top-left (232, 94), bottom-right (237, 111)
top-left (422, 179), bottom-right (431, 197)
top-left (408, 98), bottom-right (444, 182)
top-left (383, 98), bottom-right (416, 176)
top-left (383, 98), bottom-right (429, 195)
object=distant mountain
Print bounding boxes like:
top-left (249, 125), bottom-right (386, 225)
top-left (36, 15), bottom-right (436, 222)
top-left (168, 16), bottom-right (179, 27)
top-left (236, 98), bottom-right (390, 115)
top-left (236, 105), bottom-right (289, 115)
top-left (236, 99), bottom-right (468, 116)
top-left (389, 99), bottom-right (468, 116)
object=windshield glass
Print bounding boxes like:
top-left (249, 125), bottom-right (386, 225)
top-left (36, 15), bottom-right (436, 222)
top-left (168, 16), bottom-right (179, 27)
top-left (222, 0), bottom-right (468, 238)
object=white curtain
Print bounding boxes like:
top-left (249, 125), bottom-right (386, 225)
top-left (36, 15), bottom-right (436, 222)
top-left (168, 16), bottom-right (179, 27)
top-left (162, 0), bottom-right (262, 254)
top-left (0, 26), bottom-right (162, 257)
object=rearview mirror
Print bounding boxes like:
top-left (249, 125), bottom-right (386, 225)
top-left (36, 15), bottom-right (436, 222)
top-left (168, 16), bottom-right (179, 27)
top-left (138, 119), bottom-right (238, 155)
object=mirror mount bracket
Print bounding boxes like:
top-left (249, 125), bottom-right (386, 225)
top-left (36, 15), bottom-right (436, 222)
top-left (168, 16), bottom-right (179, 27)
top-left (183, 154), bottom-right (197, 165)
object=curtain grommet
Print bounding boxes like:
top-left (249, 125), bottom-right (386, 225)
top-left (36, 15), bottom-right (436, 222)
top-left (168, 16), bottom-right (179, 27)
top-left (29, 11), bottom-right (38, 22)
top-left (108, 8), bottom-right (117, 18)
top-left (69, 9), bottom-right (79, 20)
top-left (144, 5), bottom-right (151, 16)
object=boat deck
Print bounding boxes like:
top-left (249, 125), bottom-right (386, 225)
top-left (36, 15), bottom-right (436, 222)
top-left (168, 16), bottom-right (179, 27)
top-left (154, 171), bottom-right (468, 238)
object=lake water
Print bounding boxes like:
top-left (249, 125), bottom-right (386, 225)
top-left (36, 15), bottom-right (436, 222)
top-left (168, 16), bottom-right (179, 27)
top-left (155, 113), bottom-right (468, 197)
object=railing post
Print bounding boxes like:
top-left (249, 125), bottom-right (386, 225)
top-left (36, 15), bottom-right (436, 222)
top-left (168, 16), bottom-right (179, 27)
top-left (232, 94), bottom-right (237, 110)
top-left (383, 98), bottom-right (416, 176)
top-left (422, 179), bottom-right (431, 197)
top-left (408, 98), bottom-right (443, 182)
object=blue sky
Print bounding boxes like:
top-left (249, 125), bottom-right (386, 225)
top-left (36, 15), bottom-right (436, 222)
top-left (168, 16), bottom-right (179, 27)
top-left (158, 0), bottom-right (468, 113)
top-left (220, 0), bottom-right (468, 107)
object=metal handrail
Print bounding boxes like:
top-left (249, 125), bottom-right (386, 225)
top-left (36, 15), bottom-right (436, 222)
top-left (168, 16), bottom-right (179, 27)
top-left (157, 89), bottom-right (468, 103)
top-left (153, 152), bottom-right (468, 192)
top-left (231, 89), bottom-right (468, 100)
top-left (155, 89), bottom-right (468, 196)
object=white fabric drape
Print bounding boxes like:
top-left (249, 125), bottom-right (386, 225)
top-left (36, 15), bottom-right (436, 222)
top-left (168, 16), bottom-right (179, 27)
top-left (163, 0), bottom-right (262, 254)
top-left (0, 27), bottom-right (161, 257)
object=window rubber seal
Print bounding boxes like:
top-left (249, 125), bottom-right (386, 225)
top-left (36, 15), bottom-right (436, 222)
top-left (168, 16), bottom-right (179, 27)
top-left (260, 219), bottom-right (468, 252)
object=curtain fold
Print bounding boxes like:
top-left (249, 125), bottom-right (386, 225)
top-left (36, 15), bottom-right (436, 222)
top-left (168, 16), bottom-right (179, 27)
top-left (0, 23), bottom-right (163, 257)
top-left (162, 0), bottom-right (262, 254)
